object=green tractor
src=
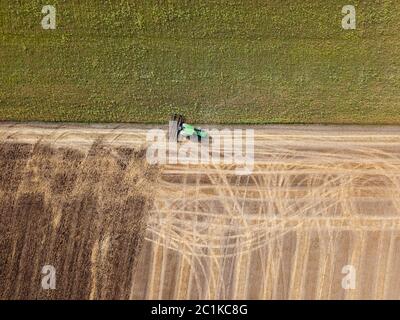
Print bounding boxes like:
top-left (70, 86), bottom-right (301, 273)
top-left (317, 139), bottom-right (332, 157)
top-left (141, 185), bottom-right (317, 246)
top-left (169, 114), bottom-right (208, 142)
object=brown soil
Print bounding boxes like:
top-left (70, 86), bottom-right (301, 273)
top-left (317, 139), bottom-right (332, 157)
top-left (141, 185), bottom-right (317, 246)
top-left (0, 141), bottom-right (158, 299)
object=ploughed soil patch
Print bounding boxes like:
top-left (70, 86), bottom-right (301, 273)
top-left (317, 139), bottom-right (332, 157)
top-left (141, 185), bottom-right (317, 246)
top-left (0, 141), bottom-right (158, 299)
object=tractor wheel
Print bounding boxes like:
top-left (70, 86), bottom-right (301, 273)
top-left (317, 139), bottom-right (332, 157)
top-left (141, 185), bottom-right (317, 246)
top-left (177, 115), bottom-right (185, 128)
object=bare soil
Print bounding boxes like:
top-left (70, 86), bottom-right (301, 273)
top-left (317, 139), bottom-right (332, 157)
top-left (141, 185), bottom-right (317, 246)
top-left (0, 141), bottom-right (158, 299)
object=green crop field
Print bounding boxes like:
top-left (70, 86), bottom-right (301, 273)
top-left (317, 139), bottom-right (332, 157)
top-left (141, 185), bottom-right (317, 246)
top-left (1, 0), bottom-right (399, 124)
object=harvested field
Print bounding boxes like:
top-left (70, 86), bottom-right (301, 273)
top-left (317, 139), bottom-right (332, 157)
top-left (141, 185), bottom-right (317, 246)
top-left (1, 123), bottom-right (400, 299)
top-left (0, 139), bottom-right (158, 299)
top-left (133, 129), bottom-right (400, 300)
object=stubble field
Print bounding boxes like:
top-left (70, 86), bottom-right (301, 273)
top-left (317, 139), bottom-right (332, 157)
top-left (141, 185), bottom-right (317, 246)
top-left (1, 123), bottom-right (400, 299)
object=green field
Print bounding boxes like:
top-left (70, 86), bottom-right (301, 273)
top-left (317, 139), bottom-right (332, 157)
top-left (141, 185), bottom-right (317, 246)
top-left (1, 0), bottom-right (399, 124)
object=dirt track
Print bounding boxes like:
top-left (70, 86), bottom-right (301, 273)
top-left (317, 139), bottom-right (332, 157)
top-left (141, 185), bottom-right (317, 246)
top-left (1, 122), bottom-right (400, 299)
